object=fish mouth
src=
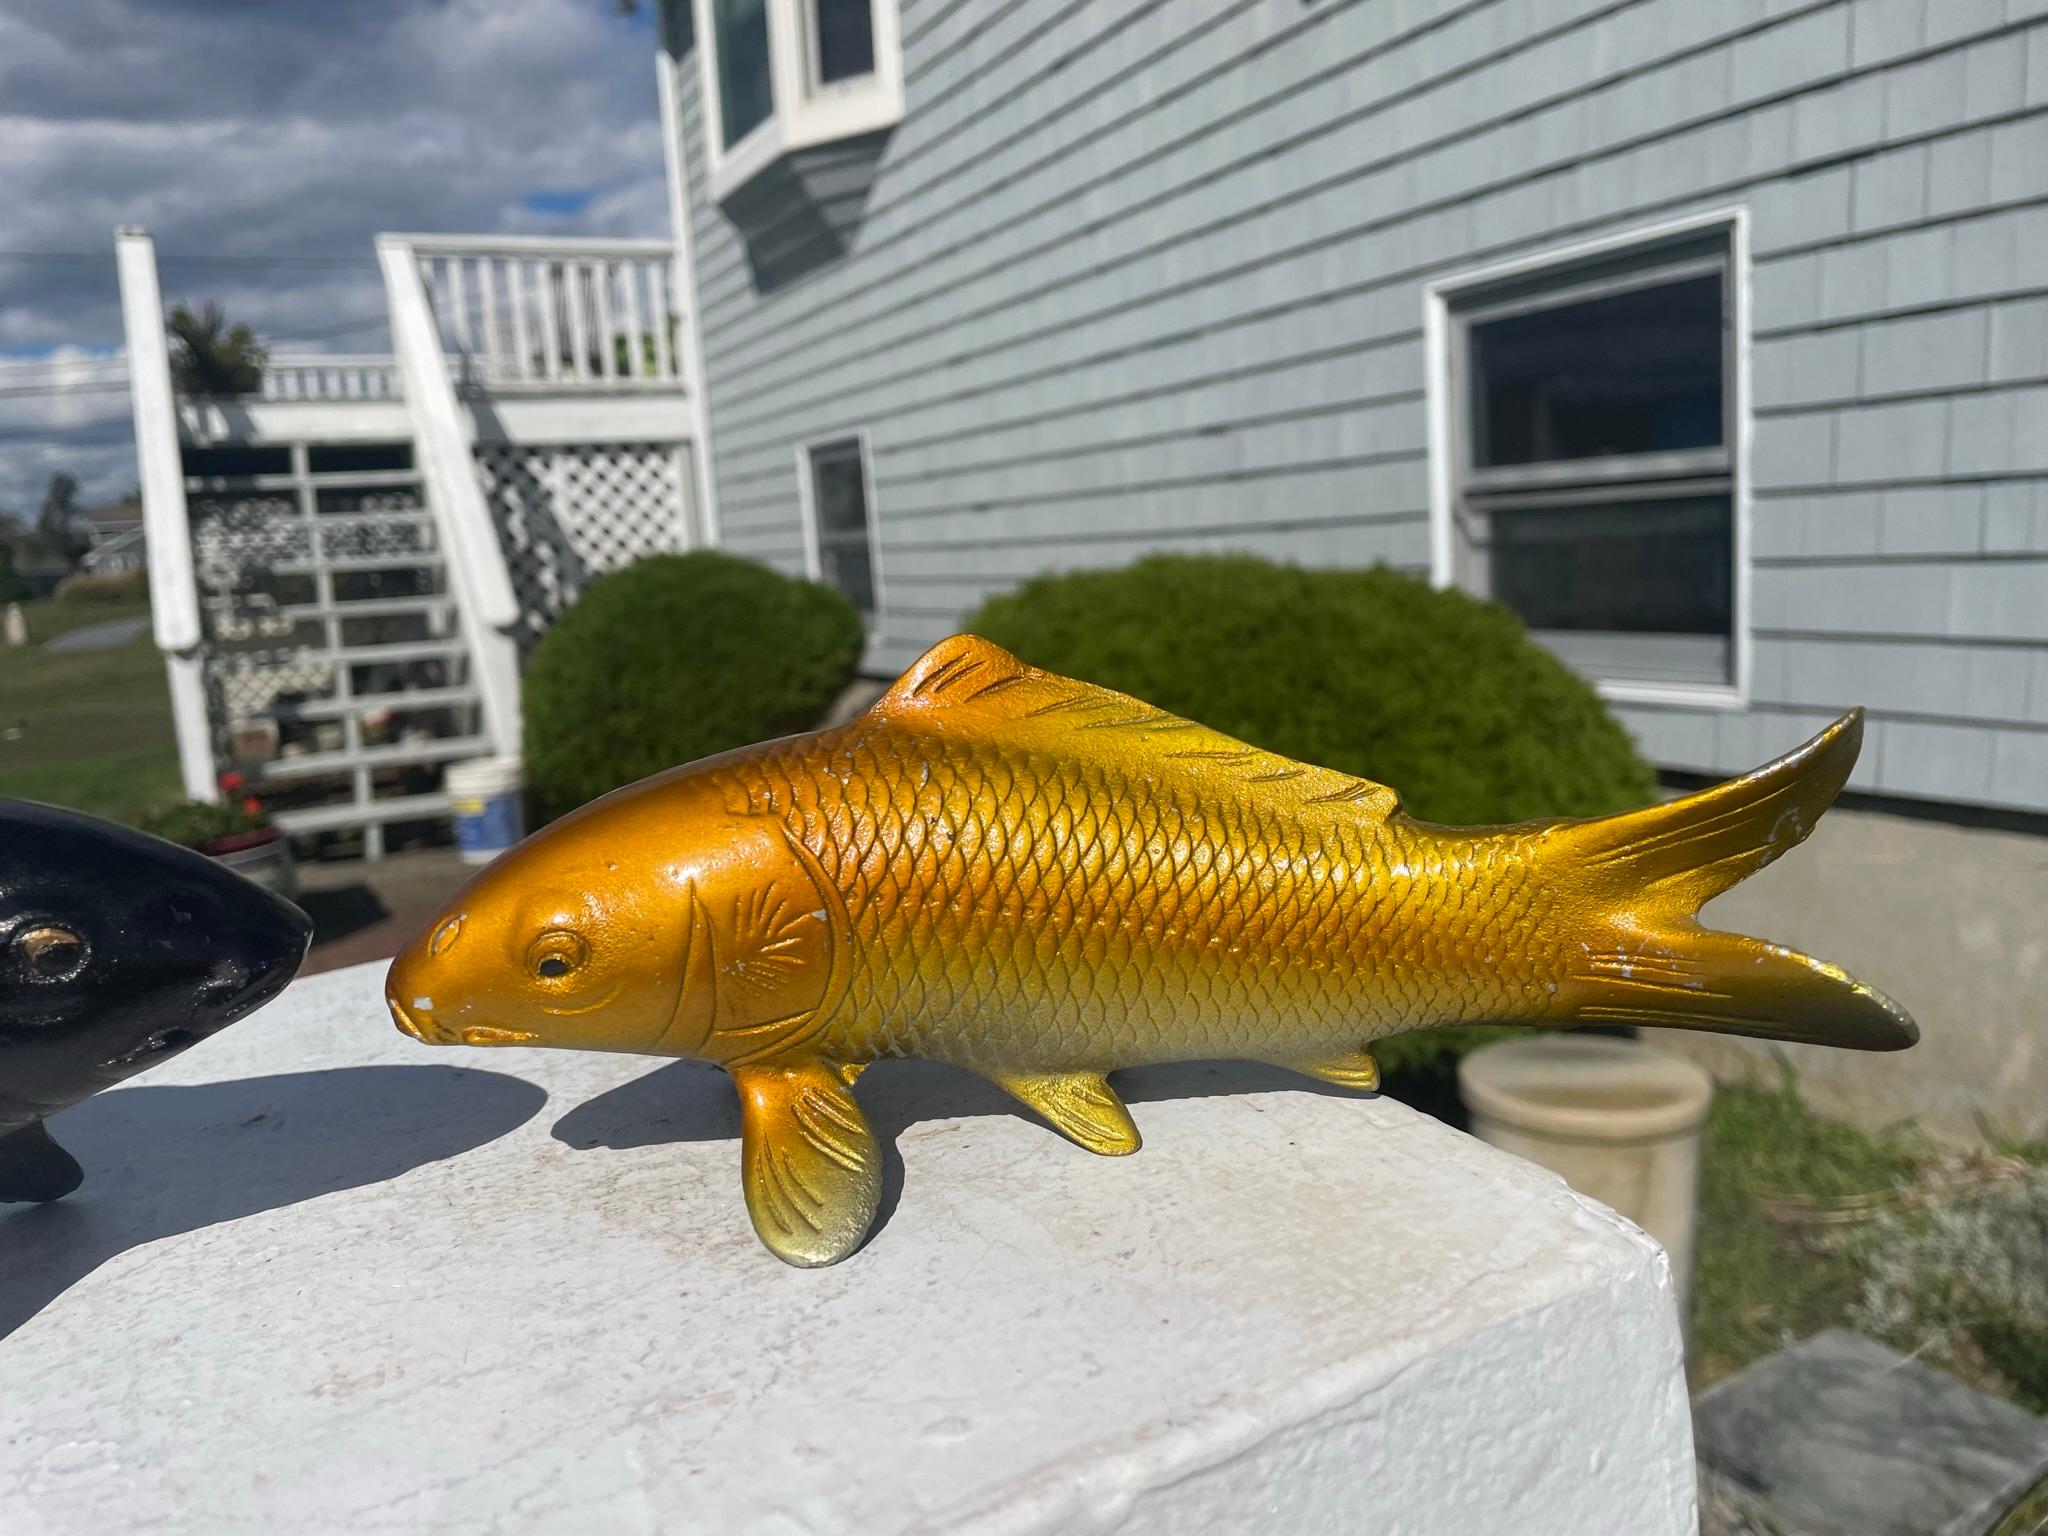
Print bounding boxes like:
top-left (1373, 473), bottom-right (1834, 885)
top-left (387, 998), bottom-right (538, 1048)
top-left (388, 997), bottom-right (451, 1046)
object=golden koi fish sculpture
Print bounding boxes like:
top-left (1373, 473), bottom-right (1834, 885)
top-left (387, 635), bottom-right (1914, 1266)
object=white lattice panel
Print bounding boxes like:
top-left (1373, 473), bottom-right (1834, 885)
top-left (473, 442), bottom-right (687, 640)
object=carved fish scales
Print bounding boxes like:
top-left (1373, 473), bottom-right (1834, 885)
top-left (386, 635), bottom-right (1916, 1266)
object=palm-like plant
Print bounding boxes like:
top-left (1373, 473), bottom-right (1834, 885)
top-left (166, 302), bottom-right (268, 396)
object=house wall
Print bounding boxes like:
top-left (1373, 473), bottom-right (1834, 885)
top-left (666, 0), bottom-right (2048, 816)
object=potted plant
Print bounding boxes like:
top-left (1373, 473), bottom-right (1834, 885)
top-left (140, 777), bottom-right (298, 901)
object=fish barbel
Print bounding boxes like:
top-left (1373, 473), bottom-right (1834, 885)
top-left (387, 635), bottom-right (1915, 1265)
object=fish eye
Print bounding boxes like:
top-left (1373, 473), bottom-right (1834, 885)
top-left (528, 930), bottom-right (588, 982)
top-left (16, 925), bottom-right (87, 984)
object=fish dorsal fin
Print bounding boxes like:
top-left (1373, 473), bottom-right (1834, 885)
top-left (866, 635), bottom-right (1400, 821)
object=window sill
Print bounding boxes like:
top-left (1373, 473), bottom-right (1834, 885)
top-left (705, 83), bottom-right (903, 207)
top-left (1596, 678), bottom-right (1747, 711)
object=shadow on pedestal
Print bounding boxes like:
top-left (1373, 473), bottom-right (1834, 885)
top-left (0, 1066), bottom-right (547, 1341)
top-left (552, 1057), bottom-right (1374, 1255)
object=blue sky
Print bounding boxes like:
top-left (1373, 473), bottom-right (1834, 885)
top-left (0, 0), bottom-right (669, 513)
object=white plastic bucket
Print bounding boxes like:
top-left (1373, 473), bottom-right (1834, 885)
top-left (446, 756), bottom-right (527, 865)
top-left (1459, 1036), bottom-right (1713, 1308)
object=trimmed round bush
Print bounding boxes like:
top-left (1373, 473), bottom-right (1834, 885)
top-left (966, 554), bottom-right (1659, 1075)
top-left (523, 551), bottom-right (863, 816)
top-left (966, 553), bottom-right (1654, 825)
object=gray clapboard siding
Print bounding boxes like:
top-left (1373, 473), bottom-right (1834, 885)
top-left (668, 0), bottom-right (2048, 813)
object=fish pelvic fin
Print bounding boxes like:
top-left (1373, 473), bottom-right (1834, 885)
top-left (1543, 709), bottom-right (1916, 1052)
top-left (732, 1059), bottom-right (881, 1267)
top-left (0, 1120), bottom-right (85, 1203)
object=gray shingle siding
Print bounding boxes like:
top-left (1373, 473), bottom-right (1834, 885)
top-left (670, 0), bottom-right (2048, 814)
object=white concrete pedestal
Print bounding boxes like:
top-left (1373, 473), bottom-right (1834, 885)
top-left (1, 963), bottom-right (1696, 1534)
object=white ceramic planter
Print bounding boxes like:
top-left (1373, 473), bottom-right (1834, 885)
top-left (1459, 1035), bottom-right (1714, 1308)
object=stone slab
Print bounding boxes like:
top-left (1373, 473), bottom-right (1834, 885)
top-left (1694, 1328), bottom-right (2048, 1536)
top-left (1, 962), bottom-right (1695, 1534)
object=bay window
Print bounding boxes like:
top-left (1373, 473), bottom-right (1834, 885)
top-left (692, 0), bottom-right (904, 202)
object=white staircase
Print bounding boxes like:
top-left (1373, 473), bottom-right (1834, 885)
top-left (186, 441), bottom-right (489, 857)
top-left (118, 225), bottom-right (705, 860)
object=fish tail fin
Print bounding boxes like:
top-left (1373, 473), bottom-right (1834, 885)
top-left (1563, 709), bottom-right (1862, 911)
top-left (1545, 709), bottom-right (1917, 1052)
top-left (0, 1120), bottom-right (85, 1203)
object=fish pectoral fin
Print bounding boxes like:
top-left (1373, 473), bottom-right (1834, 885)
top-left (1287, 1048), bottom-right (1381, 1093)
top-left (990, 1071), bottom-right (1141, 1156)
top-left (732, 1060), bottom-right (882, 1268)
top-left (0, 1120), bottom-right (85, 1204)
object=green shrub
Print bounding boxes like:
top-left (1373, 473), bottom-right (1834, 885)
top-left (968, 554), bottom-right (1655, 823)
top-left (965, 553), bottom-right (1659, 1071)
top-left (139, 798), bottom-right (272, 850)
top-left (54, 568), bottom-right (150, 603)
top-left (524, 551), bottom-right (863, 816)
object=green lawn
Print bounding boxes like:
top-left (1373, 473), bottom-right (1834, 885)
top-left (1690, 1071), bottom-right (1926, 1387)
top-left (0, 597), bottom-right (184, 822)
top-left (1690, 1068), bottom-right (2048, 1410)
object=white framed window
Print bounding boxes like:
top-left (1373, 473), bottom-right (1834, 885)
top-left (691, 0), bottom-right (904, 203)
top-left (798, 433), bottom-right (884, 625)
top-left (1425, 209), bottom-right (1752, 708)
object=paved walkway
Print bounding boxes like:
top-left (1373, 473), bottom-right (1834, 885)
top-left (298, 845), bottom-right (473, 976)
top-left (42, 616), bottom-right (149, 653)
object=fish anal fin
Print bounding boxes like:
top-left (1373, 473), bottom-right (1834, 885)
top-left (0, 1120), bottom-right (85, 1203)
top-left (732, 1060), bottom-right (881, 1267)
top-left (990, 1070), bottom-right (1141, 1156)
top-left (1287, 1049), bottom-right (1381, 1093)
top-left (867, 635), bottom-right (1399, 824)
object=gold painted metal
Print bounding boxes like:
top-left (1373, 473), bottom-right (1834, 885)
top-left (386, 635), bottom-right (1916, 1266)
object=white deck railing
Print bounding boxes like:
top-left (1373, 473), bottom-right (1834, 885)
top-left (376, 235), bottom-right (526, 759)
top-left (259, 355), bottom-right (401, 401)
top-left (394, 233), bottom-right (684, 392)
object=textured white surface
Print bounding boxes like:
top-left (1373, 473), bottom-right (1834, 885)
top-left (0, 963), bottom-right (1696, 1535)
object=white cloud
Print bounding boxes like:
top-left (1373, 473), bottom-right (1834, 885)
top-left (0, 0), bottom-right (670, 510)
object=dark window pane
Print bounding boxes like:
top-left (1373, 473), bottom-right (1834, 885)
top-left (184, 445), bottom-right (292, 479)
top-left (712, 0), bottom-right (773, 150)
top-left (1469, 273), bottom-right (1724, 466)
top-left (812, 0), bottom-right (875, 85)
top-left (820, 541), bottom-right (875, 614)
top-left (1489, 494), bottom-right (1731, 638)
top-left (811, 446), bottom-right (869, 536)
top-left (810, 440), bottom-right (874, 614)
top-left (308, 443), bottom-right (412, 474)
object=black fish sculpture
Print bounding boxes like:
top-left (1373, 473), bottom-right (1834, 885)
top-left (0, 799), bottom-right (313, 1201)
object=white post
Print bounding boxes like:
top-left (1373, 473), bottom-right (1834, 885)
top-left (377, 236), bottom-right (525, 759)
top-left (115, 227), bottom-right (218, 803)
top-left (657, 48), bottom-right (722, 549)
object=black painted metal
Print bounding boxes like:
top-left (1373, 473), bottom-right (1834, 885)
top-left (0, 799), bottom-right (313, 1201)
